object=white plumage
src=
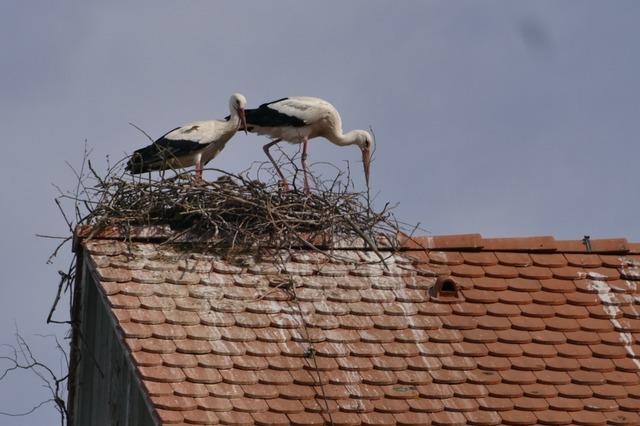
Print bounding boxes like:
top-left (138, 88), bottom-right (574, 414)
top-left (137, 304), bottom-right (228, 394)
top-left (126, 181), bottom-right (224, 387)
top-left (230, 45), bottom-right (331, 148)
top-left (127, 93), bottom-right (247, 178)
top-left (244, 96), bottom-right (373, 192)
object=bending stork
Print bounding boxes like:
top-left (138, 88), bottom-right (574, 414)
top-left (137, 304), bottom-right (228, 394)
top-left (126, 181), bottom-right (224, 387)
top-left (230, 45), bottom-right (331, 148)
top-left (243, 96), bottom-right (373, 192)
top-left (126, 93), bottom-right (247, 178)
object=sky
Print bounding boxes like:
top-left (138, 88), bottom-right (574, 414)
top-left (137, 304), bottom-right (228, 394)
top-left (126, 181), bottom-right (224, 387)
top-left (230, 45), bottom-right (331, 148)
top-left (1, 1), bottom-right (639, 423)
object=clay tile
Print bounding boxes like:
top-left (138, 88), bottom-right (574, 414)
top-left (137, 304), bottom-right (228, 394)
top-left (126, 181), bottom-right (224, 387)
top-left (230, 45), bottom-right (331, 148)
top-left (430, 411), bottom-right (467, 426)
top-left (500, 369), bottom-right (537, 385)
top-left (143, 380), bottom-right (174, 396)
top-left (617, 397), bottom-right (640, 412)
top-left (120, 322), bottom-right (152, 338)
top-left (139, 295), bottom-right (175, 311)
top-left (606, 411), bottom-right (640, 426)
top-left (461, 251), bottom-right (498, 266)
top-left (417, 342), bottom-right (454, 357)
top-left (522, 343), bottom-right (558, 358)
top-left (406, 397), bottom-right (444, 413)
top-left (431, 369), bottom-right (467, 386)
top-left (535, 370), bottom-right (571, 385)
top-left (141, 338), bottom-right (177, 354)
top-left (218, 410), bottom-right (258, 425)
top-left (511, 356), bottom-right (546, 371)
top-left (583, 397), bottom-right (619, 412)
top-left (156, 409), bottom-right (184, 424)
top-left (566, 291), bottom-right (601, 307)
top-left (476, 316), bottom-right (512, 330)
top-left (557, 383), bottom-right (593, 399)
top-left (510, 316), bottom-right (545, 331)
top-left (250, 412), bottom-right (291, 426)
top-left (451, 341), bottom-right (489, 357)
top-left (545, 317), bottom-right (580, 332)
top-left (462, 289), bottom-right (498, 304)
top-left (462, 328), bottom-right (497, 344)
top-left (591, 344), bottom-right (628, 359)
top-left (570, 410), bottom-right (607, 425)
top-left (484, 236), bottom-right (556, 252)
top-left (286, 412), bottom-right (325, 425)
top-left (162, 352), bottom-right (198, 368)
top-left (609, 369), bottom-right (640, 385)
top-left (428, 328), bottom-right (464, 343)
top-left (108, 294), bottom-right (141, 309)
top-left (578, 317), bottom-right (613, 333)
top-left (151, 323), bottom-right (187, 340)
top-left (564, 253), bottom-right (602, 268)
top-left (370, 356), bottom-right (408, 372)
top-left (393, 328), bottom-right (429, 344)
top-left (175, 339), bottom-right (214, 355)
top-left (486, 303), bottom-right (521, 317)
top-left (547, 396), bottom-right (583, 411)
top-left (535, 410), bottom-right (573, 425)
top-left (393, 412), bottom-right (435, 426)
top-left (405, 355), bottom-right (442, 371)
top-left (541, 279), bottom-right (577, 293)
top-left (484, 264), bottom-right (521, 279)
top-left (496, 329), bottom-right (532, 344)
top-left (498, 290), bottom-right (533, 305)
top-left (132, 351), bottom-right (163, 366)
top-left (495, 252), bottom-right (533, 267)
top-left (372, 397), bottom-right (410, 414)
top-left (499, 410), bottom-right (537, 425)
top-left (555, 304), bottom-right (590, 319)
top-left (513, 397), bottom-right (549, 411)
top-left (440, 355), bottom-right (477, 371)
top-left (428, 251), bottom-right (465, 266)
top-left (416, 383), bottom-right (454, 399)
top-left (522, 383), bottom-right (558, 398)
top-left (442, 397), bottom-right (479, 413)
top-left (140, 366), bottom-right (186, 383)
top-left (451, 263), bottom-right (485, 278)
top-left (172, 382), bottom-right (209, 399)
top-left (531, 253), bottom-right (567, 268)
top-left (164, 310), bottom-right (200, 326)
top-left (578, 357), bottom-right (614, 372)
top-left (464, 411), bottom-right (502, 426)
top-left (472, 277), bottom-right (508, 291)
top-left (519, 266), bottom-right (553, 280)
top-left (390, 370), bottom-right (429, 387)
top-left (475, 398), bottom-right (513, 414)
top-left (451, 302), bottom-right (487, 317)
top-left (531, 291), bottom-right (567, 306)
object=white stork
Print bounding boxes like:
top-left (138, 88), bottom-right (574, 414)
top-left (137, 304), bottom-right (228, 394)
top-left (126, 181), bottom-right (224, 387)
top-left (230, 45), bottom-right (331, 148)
top-left (243, 96), bottom-right (373, 192)
top-left (126, 93), bottom-right (247, 178)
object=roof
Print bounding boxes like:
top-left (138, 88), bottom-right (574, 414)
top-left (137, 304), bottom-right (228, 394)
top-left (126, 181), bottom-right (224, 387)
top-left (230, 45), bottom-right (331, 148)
top-left (79, 232), bottom-right (640, 425)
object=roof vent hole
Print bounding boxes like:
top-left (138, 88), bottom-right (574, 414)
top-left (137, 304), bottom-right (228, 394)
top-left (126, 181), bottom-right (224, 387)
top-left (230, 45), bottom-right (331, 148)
top-left (431, 276), bottom-right (459, 298)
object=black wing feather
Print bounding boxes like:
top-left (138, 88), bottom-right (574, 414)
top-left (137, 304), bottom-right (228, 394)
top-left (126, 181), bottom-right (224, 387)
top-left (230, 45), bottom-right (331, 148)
top-left (244, 98), bottom-right (306, 128)
top-left (126, 128), bottom-right (204, 173)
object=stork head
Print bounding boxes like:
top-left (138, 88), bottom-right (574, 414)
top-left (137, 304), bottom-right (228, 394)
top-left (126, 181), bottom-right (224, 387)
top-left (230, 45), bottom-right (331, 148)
top-left (352, 130), bottom-right (373, 187)
top-left (229, 93), bottom-right (247, 134)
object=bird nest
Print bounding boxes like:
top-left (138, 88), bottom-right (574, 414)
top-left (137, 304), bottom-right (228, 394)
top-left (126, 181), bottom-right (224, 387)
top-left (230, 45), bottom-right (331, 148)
top-left (60, 154), bottom-right (408, 262)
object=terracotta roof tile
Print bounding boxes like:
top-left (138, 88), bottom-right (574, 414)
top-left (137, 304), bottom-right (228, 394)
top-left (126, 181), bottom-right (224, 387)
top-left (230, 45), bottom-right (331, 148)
top-left (80, 233), bottom-right (640, 425)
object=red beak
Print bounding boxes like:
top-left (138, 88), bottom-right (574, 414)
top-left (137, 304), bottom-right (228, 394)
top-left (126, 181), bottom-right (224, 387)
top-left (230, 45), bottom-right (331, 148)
top-left (362, 146), bottom-right (371, 187)
top-left (238, 108), bottom-right (247, 134)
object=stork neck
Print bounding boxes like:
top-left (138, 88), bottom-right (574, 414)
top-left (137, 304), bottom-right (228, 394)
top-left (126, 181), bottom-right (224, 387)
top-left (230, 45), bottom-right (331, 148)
top-left (328, 130), bottom-right (360, 147)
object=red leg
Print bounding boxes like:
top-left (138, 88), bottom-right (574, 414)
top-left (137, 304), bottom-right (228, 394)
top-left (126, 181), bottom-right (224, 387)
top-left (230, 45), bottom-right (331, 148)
top-left (263, 139), bottom-right (290, 191)
top-left (301, 139), bottom-right (310, 194)
top-left (195, 161), bottom-right (203, 180)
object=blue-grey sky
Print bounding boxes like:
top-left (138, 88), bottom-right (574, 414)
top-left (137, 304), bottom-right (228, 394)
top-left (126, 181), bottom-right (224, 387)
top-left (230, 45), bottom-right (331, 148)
top-left (1, 1), bottom-right (639, 423)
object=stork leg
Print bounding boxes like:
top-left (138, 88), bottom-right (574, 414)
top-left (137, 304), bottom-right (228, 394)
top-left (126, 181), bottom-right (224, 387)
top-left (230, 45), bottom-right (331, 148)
top-left (301, 139), bottom-right (311, 194)
top-left (263, 139), bottom-right (290, 191)
top-left (195, 161), bottom-right (203, 180)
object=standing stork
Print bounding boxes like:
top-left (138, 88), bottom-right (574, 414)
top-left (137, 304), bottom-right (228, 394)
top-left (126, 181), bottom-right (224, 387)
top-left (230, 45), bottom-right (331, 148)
top-left (243, 96), bottom-right (373, 192)
top-left (126, 93), bottom-right (247, 178)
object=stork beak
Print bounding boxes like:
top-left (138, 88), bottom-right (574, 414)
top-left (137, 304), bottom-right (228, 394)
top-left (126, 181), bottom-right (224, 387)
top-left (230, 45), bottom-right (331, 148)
top-left (239, 108), bottom-right (248, 135)
top-left (361, 146), bottom-right (371, 187)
